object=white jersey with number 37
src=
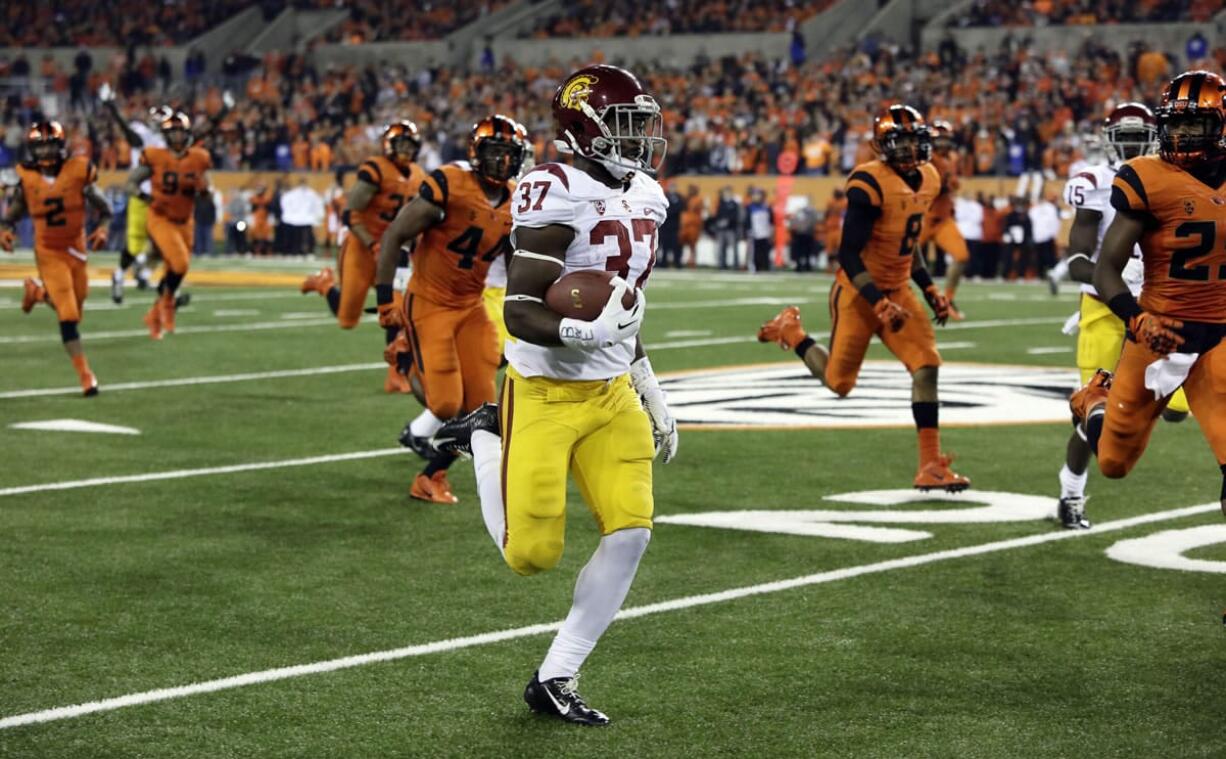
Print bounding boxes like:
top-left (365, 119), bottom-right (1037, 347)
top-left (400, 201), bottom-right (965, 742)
top-left (508, 162), bottom-right (667, 381)
top-left (1064, 162), bottom-right (1142, 297)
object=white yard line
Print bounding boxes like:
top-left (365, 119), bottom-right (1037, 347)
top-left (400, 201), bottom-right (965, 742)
top-left (0, 363), bottom-right (386, 400)
top-left (0, 447), bottom-right (406, 498)
top-left (0, 316), bottom-right (369, 344)
top-left (1027, 346), bottom-right (1073, 355)
top-left (0, 499), bottom-right (1216, 730)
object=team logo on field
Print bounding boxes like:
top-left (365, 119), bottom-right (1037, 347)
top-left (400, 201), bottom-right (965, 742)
top-left (663, 361), bottom-right (1078, 428)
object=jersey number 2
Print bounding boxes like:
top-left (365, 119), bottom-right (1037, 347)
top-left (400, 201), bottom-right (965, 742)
top-left (43, 197), bottom-right (66, 227)
top-left (1169, 221), bottom-right (1225, 281)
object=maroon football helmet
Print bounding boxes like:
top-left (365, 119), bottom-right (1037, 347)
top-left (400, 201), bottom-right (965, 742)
top-left (552, 64), bottom-right (667, 180)
top-left (1103, 102), bottom-right (1157, 163)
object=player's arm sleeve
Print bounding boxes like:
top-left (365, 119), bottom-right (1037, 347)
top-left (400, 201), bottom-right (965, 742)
top-left (836, 171), bottom-right (884, 300)
top-left (355, 159), bottom-right (383, 191)
top-left (417, 167), bottom-right (455, 222)
top-left (1110, 163), bottom-right (1156, 226)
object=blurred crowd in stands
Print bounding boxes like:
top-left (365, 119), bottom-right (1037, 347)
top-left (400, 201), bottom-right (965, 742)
top-left (2, 30), bottom-right (1219, 182)
top-left (321, 0), bottom-right (512, 43)
top-left (522, 0), bottom-right (834, 38)
top-left (952, 0), bottom-right (1218, 27)
top-left (0, 0), bottom-right (283, 48)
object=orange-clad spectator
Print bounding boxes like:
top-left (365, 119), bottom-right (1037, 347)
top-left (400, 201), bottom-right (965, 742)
top-left (823, 188), bottom-right (846, 270)
top-left (310, 139), bottom-right (333, 171)
top-left (248, 186), bottom-right (275, 255)
top-left (291, 136), bottom-right (310, 170)
top-left (679, 185), bottom-right (705, 268)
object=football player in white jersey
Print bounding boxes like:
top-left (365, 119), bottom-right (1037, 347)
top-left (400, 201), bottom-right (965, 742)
top-left (1052, 103), bottom-right (1189, 528)
top-left (431, 65), bottom-right (675, 725)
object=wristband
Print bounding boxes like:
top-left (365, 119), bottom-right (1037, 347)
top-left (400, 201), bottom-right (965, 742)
top-left (857, 281), bottom-right (885, 305)
top-left (375, 284), bottom-right (394, 305)
top-left (911, 267), bottom-right (935, 291)
top-left (1107, 291), bottom-right (1143, 323)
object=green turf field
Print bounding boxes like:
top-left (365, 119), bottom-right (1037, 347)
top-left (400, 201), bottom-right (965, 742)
top-left (1, 267), bottom-right (1224, 758)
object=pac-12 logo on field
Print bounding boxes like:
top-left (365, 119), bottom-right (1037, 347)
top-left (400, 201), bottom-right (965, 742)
top-left (662, 362), bottom-right (1078, 429)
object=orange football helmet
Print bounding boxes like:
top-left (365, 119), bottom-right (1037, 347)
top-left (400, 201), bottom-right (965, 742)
top-left (871, 105), bottom-right (932, 172)
top-left (26, 121), bottom-right (66, 172)
top-left (1156, 70), bottom-right (1225, 167)
top-left (382, 120), bottom-right (421, 169)
top-left (469, 114), bottom-right (527, 184)
top-left (160, 111), bottom-right (193, 152)
top-left (930, 119), bottom-right (954, 156)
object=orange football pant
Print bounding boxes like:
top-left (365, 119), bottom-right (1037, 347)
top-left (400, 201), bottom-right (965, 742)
top-left (35, 247), bottom-right (88, 322)
top-left (337, 234), bottom-right (375, 329)
top-left (1099, 336), bottom-right (1226, 477)
top-left (405, 293), bottom-right (499, 420)
top-left (921, 217), bottom-right (969, 263)
top-left (146, 210), bottom-right (192, 275)
top-left (824, 275), bottom-right (941, 397)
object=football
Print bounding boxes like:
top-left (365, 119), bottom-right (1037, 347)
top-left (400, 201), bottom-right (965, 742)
top-left (545, 270), bottom-right (635, 321)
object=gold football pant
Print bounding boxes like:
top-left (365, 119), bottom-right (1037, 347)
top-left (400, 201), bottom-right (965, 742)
top-left (498, 366), bottom-right (655, 576)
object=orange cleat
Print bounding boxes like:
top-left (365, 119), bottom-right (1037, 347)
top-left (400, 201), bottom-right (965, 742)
top-left (1070, 368), bottom-right (1112, 424)
top-left (757, 305), bottom-right (807, 351)
top-left (159, 295), bottom-right (176, 334)
top-left (384, 365), bottom-right (411, 394)
top-left (410, 471), bottom-right (459, 504)
top-left (300, 267), bottom-right (335, 296)
top-left (80, 370), bottom-right (98, 397)
top-left (914, 453), bottom-right (971, 493)
top-left (143, 302), bottom-right (164, 340)
top-left (20, 277), bottom-right (45, 313)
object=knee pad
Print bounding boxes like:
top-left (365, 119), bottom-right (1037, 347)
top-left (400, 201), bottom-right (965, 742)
top-left (58, 320), bottom-right (80, 343)
top-left (504, 538), bottom-right (564, 577)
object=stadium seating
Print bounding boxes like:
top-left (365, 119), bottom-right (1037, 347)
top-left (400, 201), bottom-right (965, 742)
top-left (0, 0), bottom-right (267, 47)
top-left (950, 0), bottom-right (1218, 27)
top-left (521, 0), bottom-right (836, 38)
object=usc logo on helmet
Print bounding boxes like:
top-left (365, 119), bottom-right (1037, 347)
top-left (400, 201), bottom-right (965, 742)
top-left (560, 74), bottom-right (598, 111)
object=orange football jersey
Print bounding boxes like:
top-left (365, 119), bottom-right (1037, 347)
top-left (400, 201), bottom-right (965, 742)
top-left (349, 155), bottom-right (424, 242)
top-left (16, 156), bottom-right (95, 253)
top-left (1113, 155), bottom-right (1226, 322)
top-left (141, 146), bottom-right (212, 223)
top-left (408, 163), bottom-right (513, 307)
top-left (926, 152), bottom-right (959, 223)
top-left (842, 160), bottom-right (941, 290)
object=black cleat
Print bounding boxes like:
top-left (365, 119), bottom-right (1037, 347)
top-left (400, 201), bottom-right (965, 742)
top-left (430, 402), bottom-right (499, 458)
top-left (523, 671), bottom-right (609, 726)
top-left (1057, 496), bottom-right (1091, 529)
top-left (135, 269), bottom-right (152, 290)
top-left (397, 422), bottom-right (435, 460)
top-left (174, 292), bottom-right (191, 309)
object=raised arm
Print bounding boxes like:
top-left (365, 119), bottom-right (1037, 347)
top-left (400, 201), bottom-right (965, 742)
top-left (125, 163), bottom-right (152, 198)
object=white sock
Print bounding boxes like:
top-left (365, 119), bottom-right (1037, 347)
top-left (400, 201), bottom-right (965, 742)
top-left (471, 429), bottom-right (505, 551)
top-left (1059, 464), bottom-right (1087, 500)
top-left (538, 528), bottom-right (651, 681)
top-left (1050, 258), bottom-right (1069, 281)
top-left (409, 409), bottom-right (443, 438)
